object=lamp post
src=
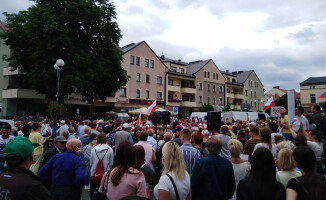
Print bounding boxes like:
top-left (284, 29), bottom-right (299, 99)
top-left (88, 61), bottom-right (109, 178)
top-left (54, 59), bottom-right (64, 105)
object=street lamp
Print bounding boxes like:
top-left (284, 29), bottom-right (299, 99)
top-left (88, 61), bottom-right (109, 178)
top-left (54, 59), bottom-right (64, 105)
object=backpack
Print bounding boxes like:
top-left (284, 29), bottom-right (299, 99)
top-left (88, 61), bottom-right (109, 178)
top-left (91, 148), bottom-right (109, 182)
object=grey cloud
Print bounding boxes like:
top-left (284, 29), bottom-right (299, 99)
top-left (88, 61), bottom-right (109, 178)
top-left (119, 5), bottom-right (144, 15)
top-left (287, 25), bottom-right (316, 45)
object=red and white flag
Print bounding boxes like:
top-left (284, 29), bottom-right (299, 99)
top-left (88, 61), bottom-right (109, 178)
top-left (137, 113), bottom-right (142, 126)
top-left (145, 100), bottom-right (156, 117)
top-left (263, 97), bottom-right (275, 110)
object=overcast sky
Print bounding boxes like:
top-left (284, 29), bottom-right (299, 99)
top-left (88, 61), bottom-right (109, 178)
top-left (1, 0), bottom-right (326, 92)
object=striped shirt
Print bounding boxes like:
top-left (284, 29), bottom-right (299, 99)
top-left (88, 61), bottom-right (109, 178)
top-left (243, 138), bottom-right (261, 163)
top-left (180, 144), bottom-right (201, 175)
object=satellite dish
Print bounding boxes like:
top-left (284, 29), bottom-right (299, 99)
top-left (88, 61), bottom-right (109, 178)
top-left (241, 103), bottom-right (251, 111)
top-left (213, 105), bottom-right (223, 112)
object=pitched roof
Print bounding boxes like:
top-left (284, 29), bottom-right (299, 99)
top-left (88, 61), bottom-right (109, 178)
top-left (188, 59), bottom-right (211, 74)
top-left (120, 41), bottom-right (143, 53)
top-left (300, 76), bottom-right (326, 85)
top-left (0, 21), bottom-right (9, 32)
top-left (233, 70), bottom-right (253, 84)
top-left (160, 56), bottom-right (188, 66)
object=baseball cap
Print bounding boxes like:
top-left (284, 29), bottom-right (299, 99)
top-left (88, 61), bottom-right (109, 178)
top-left (54, 136), bottom-right (67, 143)
top-left (60, 120), bottom-right (65, 124)
top-left (122, 123), bottom-right (130, 129)
top-left (97, 119), bottom-right (104, 124)
top-left (4, 136), bottom-right (34, 159)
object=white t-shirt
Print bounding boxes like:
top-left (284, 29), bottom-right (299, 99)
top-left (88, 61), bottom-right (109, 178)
top-left (253, 143), bottom-right (278, 158)
top-left (307, 141), bottom-right (323, 161)
top-left (154, 171), bottom-right (190, 200)
top-left (276, 170), bottom-right (302, 187)
top-left (271, 132), bottom-right (282, 143)
top-left (0, 136), bottom-right (14, 144)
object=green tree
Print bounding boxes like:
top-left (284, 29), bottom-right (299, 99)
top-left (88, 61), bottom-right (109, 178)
top-left (1, 0), bottom-right (128, 104)
top-left (200, 104), bottom-right (214, 112)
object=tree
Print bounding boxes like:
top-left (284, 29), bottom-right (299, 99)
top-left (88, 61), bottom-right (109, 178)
top-left (1, 0), bottom-right (128, 104)
top-left (200, 104), bottom-right (214, 112)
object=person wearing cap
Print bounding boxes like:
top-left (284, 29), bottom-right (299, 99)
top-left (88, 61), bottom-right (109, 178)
top-left (29, 123), bottom-right (49, 175)
top-left (56, 119), bottom-right (69, 136)
top-left (39, 136), bottom-right (67, 170)
top-left (38, 138), bottom-right (85, 200)
top-left (0, 136), bottom-right (51, 199)
top-left (172, 126), bottom-right (183, 146)
top-left (114, 123), bottom-right (134, 154)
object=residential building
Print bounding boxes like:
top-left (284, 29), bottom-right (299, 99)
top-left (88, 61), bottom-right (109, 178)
top-left (222, 70), bottom-right (244, 110)
top-left (265, 86), bottom-right (300, 102)
top-left (188, 59), bottom-right (225, 116)
top-left (113, 41), bottom-right (167, 113)
top-left (300, 76), bottom-right (326, 111)
top-left (161, 56), bottom-right (197, 117)
top-left (232, 70), bottom-right (264, 111)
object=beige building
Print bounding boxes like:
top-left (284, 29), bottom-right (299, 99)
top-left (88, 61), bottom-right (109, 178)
top-left (113, 41), bottom-right (167, 113)
top-left (300, 76), bottom-right (326, 111)
top-left (233, 70), bottom-right (265, 111)
top-left (265, 86), bottom-right (300, 102)
top-left (222, 70), bottom-right (244, 110)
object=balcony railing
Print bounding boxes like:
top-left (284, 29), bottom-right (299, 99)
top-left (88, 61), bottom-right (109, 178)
top-left (168, 99), bottom-right (182, 102)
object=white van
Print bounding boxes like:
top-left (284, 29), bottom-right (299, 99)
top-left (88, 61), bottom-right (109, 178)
top-left (190, 112), bottom-right (207, 122)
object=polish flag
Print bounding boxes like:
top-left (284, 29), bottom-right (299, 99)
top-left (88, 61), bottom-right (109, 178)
top-left (145, 100), bottom-right (156, 117)
top-left (263, 97), bottom-right (275, 110)
top-left (137, 113), bottom-right (142, 126)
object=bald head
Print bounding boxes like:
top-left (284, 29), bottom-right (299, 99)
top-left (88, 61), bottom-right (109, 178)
top-left (163, 132), bottom-right (172, 142)
top-left (66, 139), bottom-right (82, 151)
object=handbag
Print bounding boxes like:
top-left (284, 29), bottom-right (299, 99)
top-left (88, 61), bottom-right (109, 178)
top-left (92, 170), bottom-right (111, 200)
top-left (166, 174), bottom-right (180, 200)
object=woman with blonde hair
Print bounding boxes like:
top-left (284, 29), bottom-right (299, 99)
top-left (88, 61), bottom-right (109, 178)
top-left (228, 139), bottom-right (251, 200)
top-left (154, 141), bottom-right (191, 200)
top-left (276, 148), bottom-right (301, 187)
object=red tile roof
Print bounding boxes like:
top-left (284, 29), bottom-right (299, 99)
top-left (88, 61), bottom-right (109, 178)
top-left (0, 21), bottom-right (9, 32)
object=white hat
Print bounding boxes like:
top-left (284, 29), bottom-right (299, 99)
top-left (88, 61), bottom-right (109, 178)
top-left (60, 120), bottom-right (65, 124)
top-left (122, 123), bottom-right (130, 129)
top-left (249, 122), bottom-right (256, 126)
top-left (97, 120), bottom-right (104, 124)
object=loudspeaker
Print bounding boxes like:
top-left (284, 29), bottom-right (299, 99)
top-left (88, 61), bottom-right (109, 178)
top-left (207, 111), bottom-right (221, 131)
top-left (153, 111), bottom-right (171, 125)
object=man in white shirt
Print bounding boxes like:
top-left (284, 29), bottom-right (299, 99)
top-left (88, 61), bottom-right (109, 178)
top-left (293, 106), bottom-right (309, 133)
top-left (0, 124), bottom-right (14, 173)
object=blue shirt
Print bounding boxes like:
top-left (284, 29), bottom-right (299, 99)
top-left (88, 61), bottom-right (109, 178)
top-left (191, 154), bottom-right (235, 200)
top-left (38, 150), bottom-right (85, 187)
top-left (180, 143), bottom-right (201, 175)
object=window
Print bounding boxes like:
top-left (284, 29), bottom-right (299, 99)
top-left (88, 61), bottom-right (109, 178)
top-left (180, 68), bottom-right (184, 73)
top-left (208, 72), bottom-right (210, 78)
top-left (136, 89), bottom-right (140, 98)
top-left (204, 71), bottom-right (207, 78)
top-left (182, 95), bottom-right (190, 101)
top-left (213, 85), bottom-right (216, 92)
top-left (146, 90), bottom-right (149, 99)
top-left (145, 59), bottom-right (149, 67)
top-left (150, 60), bottom-right (154, 68)
top-left (207, 84), bottom-right (210, 91)
top-left (168, 79), bottom-right (173, 86)
top-left (207, 97), bottom-right (210, 104)
top-left (255, 101), bottom-right (257, 108)
top-left (219, 98), bottom-right (223, 105)
top-left (157, 76), bottom-right (162, 84)
top-left (251, 101), bottom-right (253, 106)
top-left (136, 73), bottom-right (140, 82)
top-left (146, 75), bottom-right (150, 83)
top-left (310, 86), bottom-right (315, 89)
top-left (219, 86), bottom-right (223, 93)
top-left (255, 91), bottom-right (257, 97)
top-left (216, 74), bottom-right (218, 80)
top-left (213, 73), bottom-right (215, 79)
top-left (310, 94), bottom-right (316, 103)
top-left (156, 92), bottom-right (162, 100)
top-left (251, 91), bottom-right (253, 97)
top-left (120, 88), bottom-right (126, 97)
top-left (170, 66), bottom-right (177, 72)
top-left (213, 98), bottom-right (216, 104)
top-left (199, 83), bottom-right (202, 90)
top-left (136, 57), bottom-right (140, 65)
top-left (232, 79), bottom-right (236, 83)
top-left (199, 96), bottom-right (202, 102)
top-left (245, 90), bottom-right (248, 96)
top-left (130, 55), bottom-right (134, 64)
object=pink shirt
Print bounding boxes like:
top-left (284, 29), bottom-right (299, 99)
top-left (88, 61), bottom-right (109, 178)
top-left (134, 141), bottom-right (154, 169)
top-left (102, 167), bottom-right (147, 200)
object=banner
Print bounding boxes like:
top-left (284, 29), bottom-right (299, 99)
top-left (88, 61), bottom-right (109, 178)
top-left (271, 106), bottom-right (281, 117)
top-left (287, 90), bottom-right (295, 124)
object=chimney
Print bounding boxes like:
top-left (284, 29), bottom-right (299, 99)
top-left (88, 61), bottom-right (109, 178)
top-left (178, 59), bottom-right (181, 63)
top-left (273, 86), bottom-right (280, 89)
top-left (161, 55), bottom-right (165, 59)
top-left (226, 70), bottom-right (229, 73)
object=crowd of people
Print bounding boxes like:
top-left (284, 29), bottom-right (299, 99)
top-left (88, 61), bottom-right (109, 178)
top-left (0, 103), bottom-right (326, 200)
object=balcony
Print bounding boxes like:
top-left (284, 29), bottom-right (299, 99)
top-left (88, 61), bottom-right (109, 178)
top-left (3, 67), bottom-right (20, 76)
top-left (180, 101), bottom-right (196, 107)
top-left (2, 89), bottom-right (46, 99)
top-left (180, 86), bottom-right (196, 94)
top-left (167, 85), bottom-right (180, 92)
top-left (226, 93), bottom-right (244, 99)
